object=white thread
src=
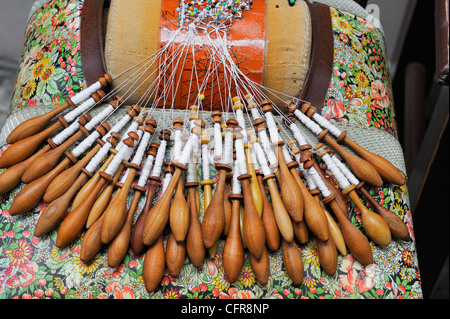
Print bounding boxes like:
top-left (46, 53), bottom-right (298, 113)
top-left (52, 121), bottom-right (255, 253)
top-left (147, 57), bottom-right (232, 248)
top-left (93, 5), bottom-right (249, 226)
top-left (264, 111), bottom-right (280, 143)
top-left (254, 141), bottom-right (272, 177)
top-left (137, 154), bottom-right (155, 188)
top-left (282, 145), bottom-right (293, 164)
top-left (235, 137), bottom-right (247, 176)
top-left (257, 129), bottom-right (277, 166)
top-left (294, 109), bottom-right (322, 136)
top-left (161, 172), bottom-right (172, 194)
top-left (331, 154), bottom-right (360, 186)
top-left (235, 109), bottom-right (248, 142)
top-left (173, 129), bottom-right (183, 162)
top-left (70, 80), bottom-right (102, 105)
top-left (232, 160), bottom-right (241, 195)
top-left (308, 166), bottom-right (331, 198)
top-left (213, 123), bottom-right (222, 161)
top-left (300, 163), bottom-right (317, 190)
top-left (84, 104), bottom-right (115, 131)
top-left (71, 131), bottom-right (101, 158)
top-left (222, 130), bottom-right (234, 166)
top-left (131, 131), bottom-right (152, 166)
top-left (202, 143), bottom-right (210, 181)
top-left (321, 153), bottom-right (350, 189)
top-left (151, 140), bottom-right (167, 178)
top-left (186, 162), bottom-right (196, 183)
top-left (250, 107), bottom-right (262, 120)
top-left (116, 121), bottom-right (139, 152)
top-left (64, 97), bottom-right (96, 123)
top-left (312, 112), bottom-right (342, 138)
top-left (289, 123), bottom-right (308, 147)
top-left (51, 117), bottom-right (81, 145)
top-left (102, 114), bottom-right (131, 142)
top-left (249, 144), bottom-right (260, 170)
top-left (179, 133), bottom-right (198, 166)
top-left (119, 167), bottom-right (130, 184)
top-left (85, 141), bottom-right (112, 174)
top-left (104, 130), bottom-right (141, 177)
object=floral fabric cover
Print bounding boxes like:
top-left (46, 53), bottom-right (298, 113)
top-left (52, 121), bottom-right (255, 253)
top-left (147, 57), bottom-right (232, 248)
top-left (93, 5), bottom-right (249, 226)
top-left (0, 0), bottom-right (422, 299)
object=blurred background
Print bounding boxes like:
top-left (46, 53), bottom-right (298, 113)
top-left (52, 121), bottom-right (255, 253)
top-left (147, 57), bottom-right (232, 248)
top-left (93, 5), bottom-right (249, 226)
top-left (0, 0), bottom-right (447, 299)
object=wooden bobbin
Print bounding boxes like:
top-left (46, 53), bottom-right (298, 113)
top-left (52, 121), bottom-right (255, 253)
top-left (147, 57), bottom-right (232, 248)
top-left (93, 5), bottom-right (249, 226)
top-left (131, 139), bottom-right (165, 256)
top-left (257, 172), bottom-right (283, 249)
top-left (287, 159), bottom-right (329, 242)
top-left (141, 134), bottom-right (193, 247)
top-left (356, 181), bottom-right (411, 241)
top-left (8, 121), bottom-right (110, 217)
top-left (56, 134), bottom-right (136, 248)
top-left (299, 103), bottom-right (406, 186)
top-left (222, 193), bottom-right (245, 283)
top-left (236, 133), bottom-right (265, 261)
top-left (185, 179), bottom-right (205, 268)
top-left (6, 72), bottom-right (110, 144)
top-left (287, 100), bottom-right (384, 187)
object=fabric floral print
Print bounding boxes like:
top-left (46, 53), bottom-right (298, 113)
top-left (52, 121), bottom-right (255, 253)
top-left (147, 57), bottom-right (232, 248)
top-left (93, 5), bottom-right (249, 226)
top-left (9, 0), bottom-right (86, 114)
top-left (324, 8), bottom-right (397, 136)
top-left (0, 2), bottom-right (422, 299)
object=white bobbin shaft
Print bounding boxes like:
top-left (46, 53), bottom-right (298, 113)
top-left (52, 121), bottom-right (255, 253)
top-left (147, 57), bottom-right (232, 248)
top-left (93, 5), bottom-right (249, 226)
top-left (213, 122), bottom-right (223, 161)
top-left (102, 112), bottom-right (132, 142)
top-left (307, 166), bottom-right (332, 198)
top-left (310, 110), bottom-right (342, 138)
top-left (64, 89), bottom-right (101, 124)
top-left (222, 128), bottom-right (234, 166)
top-left (161, 169), bottom-right (173, 195)
top-left (137, 154), bottom-right (156, 188)
top-left (320, 152), bottom-right (351, 190)
top-left (151, 140), bottom-right (167, 179)
top-left (179, 131), bottom-right (199, 166)
top-left (104, 129), bottom-right (142, 177)
top-left (289, 122), bottom-right (309, 147)
top-left (235, 134), bottom-right (248, 176)
top-left (130, 130), bottom-right (153, 167)
top-left (232, 160), bottom-right (242, 195)
top-left (116, 120), bottom-right (140, 152)
top-left (186, 162), bottom-right (197, 184)
top-left (71, 130), bottom-right (101, 158)
top-left (84, 118), bottom-right (137, 174)
top-left (263, 110), bottom-right (280, 144)
top-left (254, 141), bottom-right (272, 177)
top-left (202, 142), bottom-right (210, 181)
top-left (292, 108), bottom-right (323, 136)
top-left (71, 80), bottom-right (103, 105)
top-left (51, 116), bottom-right (83, 146)
top-left (173, 128), bottom-right (183, 162)
top-left (84, 103), bottom-right (116, 132)
top-left (257, 129), bottom-right (277, 166)
top-left (330, 153), bottom-right (360, 186)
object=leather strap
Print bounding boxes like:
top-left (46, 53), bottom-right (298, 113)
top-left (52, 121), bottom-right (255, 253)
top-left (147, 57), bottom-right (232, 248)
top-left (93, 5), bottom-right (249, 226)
top-left (80, 0), bottom-right (107, 86)
top-left (300, 1), bottom-right (334, 113)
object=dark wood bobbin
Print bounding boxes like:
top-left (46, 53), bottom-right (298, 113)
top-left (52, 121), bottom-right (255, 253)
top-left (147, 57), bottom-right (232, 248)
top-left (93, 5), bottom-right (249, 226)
top-left (193, 118), bottom-right (206, 129)
top-left (252, 118), bottom-right (265, 128)
top-left (144, 124), bottom-right (155, 135)
top-left (160, 129), bottom-right (172, 141)
top-left (128, 131), bottom-right (140, 141)
top-left (127, 105), bottom-right (141, 118)
top-left (145, 118), bottom-right (158, 129)
top-left (300, 102), bottom-right (312, 114)
top-left (99, 73), bottom-right (114, 88)
top-left (285, 100), bottom-right (299, 113)
top-left (211, 110), bottom-right (222, 124)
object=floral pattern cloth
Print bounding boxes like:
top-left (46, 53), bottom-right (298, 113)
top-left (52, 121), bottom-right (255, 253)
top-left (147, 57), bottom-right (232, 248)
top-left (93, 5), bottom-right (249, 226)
top-left (324, 7), bottom-right (397, 136)
top-left (0, 1), bottom-right (422, 299)
top-left (9, 0), bottom-right (85, 114)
